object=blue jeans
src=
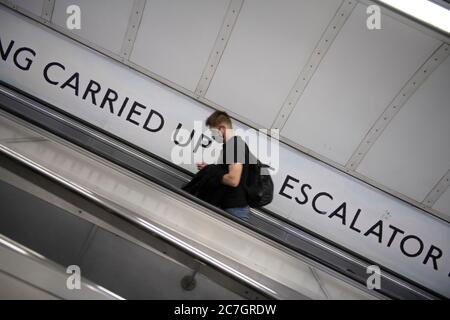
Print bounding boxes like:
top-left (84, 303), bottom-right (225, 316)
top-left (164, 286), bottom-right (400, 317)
top-left (225, 206), bottom-right (250, 222)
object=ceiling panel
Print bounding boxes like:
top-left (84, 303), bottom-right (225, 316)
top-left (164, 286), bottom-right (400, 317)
top-left (433, 188), bottom-right (450, 220)
top-left (205, 0), bottom-right (342, 128)
top-left (130, 0), bottom-right (230, 92)
top-left (52, 0), bottom-right (134, 54)
top-left (281, 3), bottom-right (440, 165)
top-left (357, 55), bottom-right (450, 202)
top-left (9, 0), bottom-right (44, 16)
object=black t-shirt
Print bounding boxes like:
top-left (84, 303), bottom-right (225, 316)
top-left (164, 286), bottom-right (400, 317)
top-left (218, 136), bottom-right (251, 209)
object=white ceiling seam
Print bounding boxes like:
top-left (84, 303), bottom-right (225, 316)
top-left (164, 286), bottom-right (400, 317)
top-left (345, 43), bottom-right (450, 170)
top-left (271, 0), bottom-right (357, 130)
top-left (194, 0), bottom-right (243, 98)
top-left (41, 0), bottom-right (54, 22)
top-left (119, 0), bottom-right (146, 61)
top-left (422, 170), bottom-right (450, 208)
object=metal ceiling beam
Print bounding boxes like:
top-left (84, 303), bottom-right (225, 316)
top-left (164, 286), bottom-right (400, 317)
top-left (41, 0), bottom-right (55, 22)
top-left (194, 0), bottom-right (244, 98)
top-left (271, 0), bottom-right (357, 130)
top-left (119, 0), bottom-right (146, 61)
top-left (422, 169), bottom-right (450, 208)
top-left (345, 43), bottom-right (450, 170)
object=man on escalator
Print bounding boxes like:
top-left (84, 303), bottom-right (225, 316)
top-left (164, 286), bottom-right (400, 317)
top-left (184, 110), bottom-right (252, 222)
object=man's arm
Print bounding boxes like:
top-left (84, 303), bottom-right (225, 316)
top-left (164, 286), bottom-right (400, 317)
top-left (221, 163), bottom-right (243, 187)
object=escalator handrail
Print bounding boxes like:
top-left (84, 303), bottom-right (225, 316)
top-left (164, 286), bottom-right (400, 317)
top-left (0, 81), bottom-right (438, 299)
top-left (0, 124), bottom-right (322, 300)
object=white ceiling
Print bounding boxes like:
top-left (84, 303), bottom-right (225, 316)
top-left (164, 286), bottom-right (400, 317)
top-left (281, 3), bottom-right (440, 165)
top-left (357, 55), bottom-right (450, 203)
top-left (9, 0), bottom-right (44, 16)
top-left (131, 0), bottom-right (231, 92)
top-left (5, 0), bottom-right (450, 221)
top-left (52, 0), bottom-right (134, 54)
top-left (205, 0), bottom-right (342, 128)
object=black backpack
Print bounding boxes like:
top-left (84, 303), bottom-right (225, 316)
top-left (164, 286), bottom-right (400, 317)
top-left (243, 146), bottom-right (274, 208)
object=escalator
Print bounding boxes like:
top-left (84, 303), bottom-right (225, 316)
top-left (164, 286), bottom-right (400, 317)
top-left (0, 83), bottom-right (440, 299)
top-left (0, 163), bottom-right (253, 300)
top-left (0, 85), bottom-right (385, 300)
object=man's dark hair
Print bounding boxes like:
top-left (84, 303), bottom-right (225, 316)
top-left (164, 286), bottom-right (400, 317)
top-left (206, 110), bottom-right (232, 128)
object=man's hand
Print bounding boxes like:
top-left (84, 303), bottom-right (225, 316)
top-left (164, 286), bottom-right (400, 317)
top-left (196, 161), bottom-right (208, 170)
